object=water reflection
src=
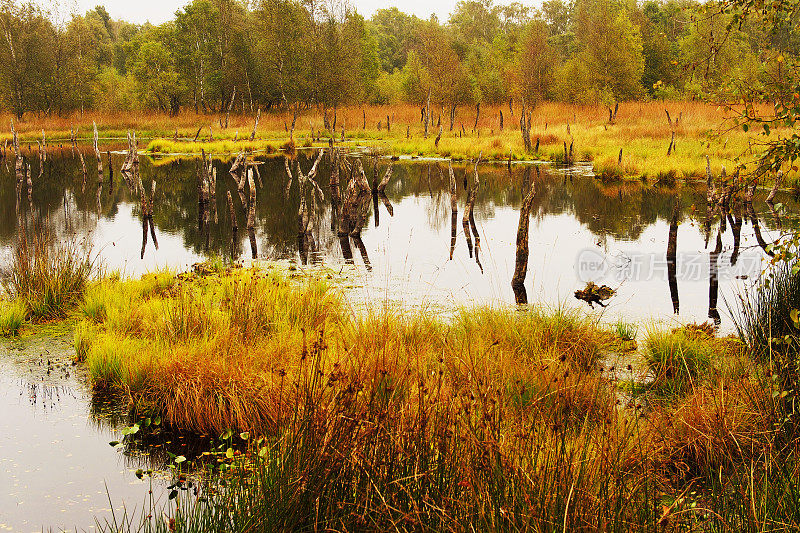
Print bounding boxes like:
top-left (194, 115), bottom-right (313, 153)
top-left (3, 149), bottom-right (799, 329)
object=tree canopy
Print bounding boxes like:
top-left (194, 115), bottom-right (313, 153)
top-left (0, 0), bottom-right (788, 117)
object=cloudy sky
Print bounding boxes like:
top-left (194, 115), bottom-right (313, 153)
top-left (65, 0), bottom-right (529, 25)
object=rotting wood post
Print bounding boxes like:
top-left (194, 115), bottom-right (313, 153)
top-left (511, 172), bottom-right (536, 305)
top-left (767, 170), bottom-right (783, 204)
top-left (667, 131), bottom-right (675, 156)
top-left (387, 115), bottom-right (391, 132)
top-left (705, 155), bottom-right (715, 206)
top-left (93, 122), bottom-right (103, 185)
top-left (474, 102), bottom-right (480, 129)
top-left (225, 86), bottom-right (236, 129)
top-left (26, 160), bottom-right (32, 206)
top-left (227, 191), bottom-right (237, 231)
top-left (250, 108), bottom-right (260, 141)
top-left (667, 200), bottom-right (679, 314)
top-left (193, 127), bottom-right (202, 142)
top-left (246, 168), bottom-right (256, 231)
top-left (330, 148), bottom-right (341, 232)
top-left (107, 151), bottom-right (113, 186)
top-left (424, 90), bottom-right (431, 139)
top-left (448, 161), bottom-right (458, 260)
top-left (665, 109), bottom-right (672, 127)
top-left (37, 140), bottom-right (44, 182)
top-left (78, 150), bottom-right (88, 190)
top-left (618, 148), bottom-right (623, 165)
top-left (434, 125), bottom-right (443, 148)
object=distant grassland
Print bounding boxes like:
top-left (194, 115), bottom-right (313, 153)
top-left (0, 101), bottom-right (786, 181)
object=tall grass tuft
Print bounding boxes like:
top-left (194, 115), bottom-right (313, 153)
top-left (643, 327), bottom-right (715, 394)
top-left (5, 229), bottom-right (96, 321)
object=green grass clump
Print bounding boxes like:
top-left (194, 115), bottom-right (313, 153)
top-left (0, 300), bottom-right (27, 336)
top-left (643, 327), bottom-right (715, 393)
top-left (614, 320), bottom-right (638, 341)
top-left (4, 230), bottom-right (96, 321)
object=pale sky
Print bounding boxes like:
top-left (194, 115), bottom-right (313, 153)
top-left (64, 0), bottom-right (535, 25)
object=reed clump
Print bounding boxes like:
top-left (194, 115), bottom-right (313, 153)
top-left (3, 228), bottom-right (96, 323)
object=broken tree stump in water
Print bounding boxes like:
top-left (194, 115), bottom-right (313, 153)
top-left (767, 170), bottom-right (783, 204)
top-left (230, 151), bottom-right (248, 206)
top-left (120, 131), bottom-right (140, 193)
top-left (512, 169), bottom-right (536, 304)
top-left (93, 122), bottom-right (103, 185)
top-left (250, 108), bottom-right (260, 141)
top-left (667, 200), bottom-right (679, 314)
top-left (448, 161), bottom-right (458, 260)
top-left (227, 191), bottom-right (237, 231)
top-left (246, 168), bottom-right (256, 231)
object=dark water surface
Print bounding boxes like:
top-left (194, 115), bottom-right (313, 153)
top-left (1, 147), bottom-right (798, 529)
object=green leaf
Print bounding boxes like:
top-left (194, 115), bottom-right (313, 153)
top-left (153, 416), bottom-right (162, 426)
top-left (175, 455), bottom-right (187, 464)
top-left (109, 440), bottom-right (122, 449)
top-left (258, 447), bottom-right (268, 458)
top-left (221, 429), bottom-right (233, 440)
top-left (791, 309), bottom-right (799, 325)
top-left (135, 469), bottom-right (144, 479)
top-left (226, 447), bottom-right (234, 459)
top-left (121, 424), bottom-right (139, 436)
top-left (239, 432), bottom-right (250, 440)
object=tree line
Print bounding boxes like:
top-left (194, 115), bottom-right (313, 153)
top-left (0, 0), bottom-right (795, 119)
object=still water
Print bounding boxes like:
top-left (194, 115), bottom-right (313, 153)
top-left (0, 147), bottom-right (796, 530)
top-left (3, 148), bottom-right (795, 327)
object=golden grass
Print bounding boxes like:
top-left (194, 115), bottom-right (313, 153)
top-left (1, 101), bottom-right (787, 181)
top-left (75, 264), bottom-right (795, 530)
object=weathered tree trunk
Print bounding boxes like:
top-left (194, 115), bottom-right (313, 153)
top-left (767, 170), bottom-right (783, 204)
top-left (225, 86), bottom-right (236, 129)
top-left (448, 161), bottom-right (458, 260)
top-left (512, 168), bottom-right (536, 304)
top-left (249, 108), bottom-right (260, 142)
top-left (93, 122), bottom-right (103, 185)
top-left (520, 99), bottom-right (532, 152)
top-left (227, 191), bottom-right (237, 231)
top-left (667, 201), bottom-right (679, 314)
top-left (246, 168), bottom-right (256, 231)
top-left (424, 90), bottom-right (431, 139)
top-left (708, 230), bottom-right (722, 325)
top-left (230, 151), bottom-right (248, 206)
top-left (330, 148), bottom-right (341, 232)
